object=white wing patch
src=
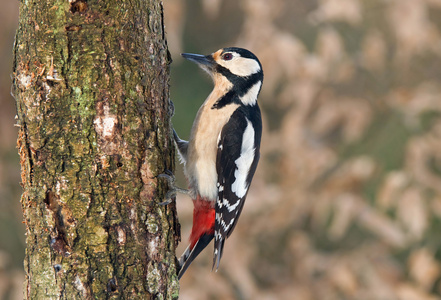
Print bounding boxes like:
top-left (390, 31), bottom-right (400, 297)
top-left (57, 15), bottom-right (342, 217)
top-left (231, 119), bottom-right (255, 198)
top-left (240, 81), bottom-right (262, 106)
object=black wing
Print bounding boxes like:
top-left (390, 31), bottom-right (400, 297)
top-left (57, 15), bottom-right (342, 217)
top-left (213, 107), bottom-right (262, 270)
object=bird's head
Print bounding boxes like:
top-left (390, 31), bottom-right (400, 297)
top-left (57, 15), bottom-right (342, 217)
top-left (181, 47), bottom-right (263, 96)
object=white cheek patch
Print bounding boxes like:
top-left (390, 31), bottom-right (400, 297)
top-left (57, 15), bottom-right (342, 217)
top-left (240, 81), bottom-right (261, 106)
top-left (231, 119), bottom-right (255, 198)
top-left (218, 57), bottom-right (261, 77)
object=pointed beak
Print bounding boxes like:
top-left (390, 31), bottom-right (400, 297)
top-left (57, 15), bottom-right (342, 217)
top-left (181, 53), bottom-right (215, 68)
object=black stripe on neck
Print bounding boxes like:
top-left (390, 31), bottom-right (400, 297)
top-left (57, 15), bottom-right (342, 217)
top-left (212, 65), bottom-right (263, 109)
top-left (212, 90), bottom-right (241, 109)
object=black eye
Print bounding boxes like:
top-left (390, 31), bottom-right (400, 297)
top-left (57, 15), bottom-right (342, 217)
top-left (223, 53), bottom-right (233, 61)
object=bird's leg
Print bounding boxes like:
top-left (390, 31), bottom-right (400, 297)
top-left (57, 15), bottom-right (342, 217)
top-left (158, 170), bottom-right (190, 205)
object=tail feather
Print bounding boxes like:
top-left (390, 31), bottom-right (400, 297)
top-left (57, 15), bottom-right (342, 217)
top-left (212, 237), bottom-right (225, 272)
top-left (178, 233), bottom-right (214, 279)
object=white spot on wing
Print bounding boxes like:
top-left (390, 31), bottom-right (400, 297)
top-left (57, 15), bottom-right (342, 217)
top-left (215, 231), bottom-right (222, 240)
top-left (231, 119), bottom-right (255, 198)
top-left (220, 218), bottom-right (235, 231)
top-left (240, 81), bottom-right (261, 106)
top-left (225, 198), bottom-right (240, 212)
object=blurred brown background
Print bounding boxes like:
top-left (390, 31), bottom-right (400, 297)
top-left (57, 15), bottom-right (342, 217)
top-left (2, 0), bottom-right (441, 299)
top-left (0, 0), bottom-right (23, 299)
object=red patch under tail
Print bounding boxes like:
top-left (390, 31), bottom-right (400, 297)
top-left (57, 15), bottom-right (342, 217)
top-left (189, 196), bottom-right (215, 249)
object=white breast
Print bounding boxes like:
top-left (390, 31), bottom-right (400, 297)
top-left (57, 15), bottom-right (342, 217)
top-left (185, 83), bottom-right (238, 201)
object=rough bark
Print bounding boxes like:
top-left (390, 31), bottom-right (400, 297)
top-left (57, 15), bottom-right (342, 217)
top-left (12, 0), bottom-right (179, 299)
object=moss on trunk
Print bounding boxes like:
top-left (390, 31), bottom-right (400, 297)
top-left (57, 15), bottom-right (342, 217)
top-left (13, 0), bottom-right (179, 298)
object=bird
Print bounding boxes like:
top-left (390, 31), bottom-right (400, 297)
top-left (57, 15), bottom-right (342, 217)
top-left (161, 47), bottom-right (263, 279)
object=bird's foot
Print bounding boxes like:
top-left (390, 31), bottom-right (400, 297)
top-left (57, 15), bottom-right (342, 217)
top-left (158, 170), bottom-right (190, 205)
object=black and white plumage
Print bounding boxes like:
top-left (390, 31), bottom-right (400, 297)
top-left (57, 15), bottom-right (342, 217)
top-left (213, 103), bottom-right (262, 268)
top-left (172, 47), bottom-right (263, 278)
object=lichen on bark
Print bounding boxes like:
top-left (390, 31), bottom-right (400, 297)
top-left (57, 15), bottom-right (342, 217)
top-left (13, 0), bottom-right (179, 299)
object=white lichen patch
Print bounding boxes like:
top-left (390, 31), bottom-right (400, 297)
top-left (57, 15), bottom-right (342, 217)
top-left (146, 262), bottom-right (162, 296)
top-left (94, 103), bottom-right (117, 139)
top-left (116, 226), bottom-right (126, 245)
top-left (99, 155), bottom-right (110, 169)
top-left (128, 206), bottom-right (139, 243)
top-left (55, 177), bottom-right (70, 201)
top-left (17, 73), bottom-right (32, 89)
top-left (148, 237), bottom-right (160, 258)
top-left (74, 275), bottom-right (88, 297)
top-left (146, 215), bottom-right (159, 234)
top-left (102, 116), bottom-right (116, 137)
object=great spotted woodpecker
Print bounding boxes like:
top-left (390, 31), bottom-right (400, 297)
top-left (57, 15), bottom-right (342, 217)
top-left (163, 47), bottom-right (263, 279)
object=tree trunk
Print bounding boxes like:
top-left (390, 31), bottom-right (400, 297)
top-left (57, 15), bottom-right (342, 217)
top-left (12, 0), bottom-right (179, 299)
